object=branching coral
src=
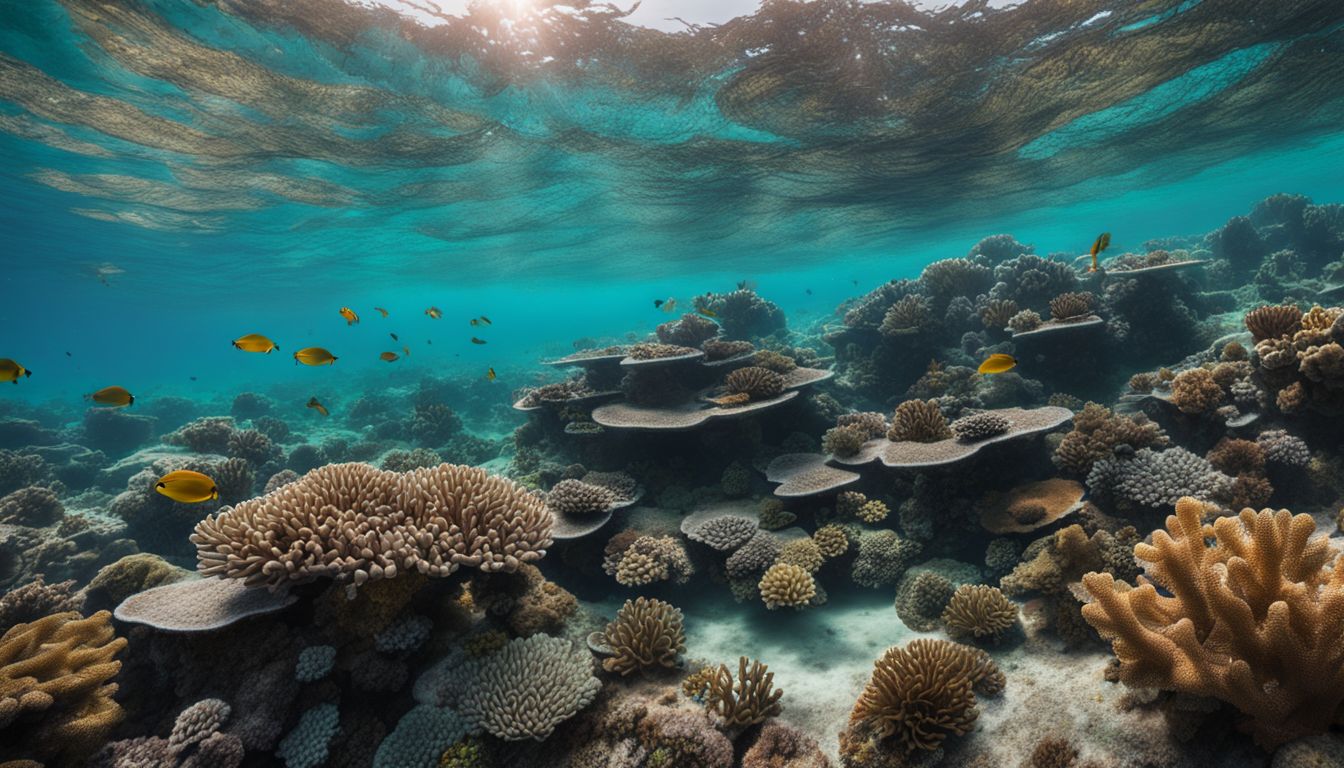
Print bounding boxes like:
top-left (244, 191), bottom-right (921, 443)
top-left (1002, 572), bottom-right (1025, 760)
top-left (979, 298), bottom-right (1018, 330)
top-left (612, 535), bottom-right (693, 586)
top-left (836, 411), bottom-right (888, 438)
top-left (894, 571), bottom-right (955, 632)
top-left (940, 584), bottom-right (1017, 642)
top-left (1087, 447), bottom-right (1231, 510)
top-left (1083, 497), bottom-right (1344, 747)
top-left (1169, 368), bottom-right (1225, 414)
top-left (843, 638), bottom-right (1004, 756)
top-left (227, 428), bottom-right (276, 465)
top-left (702, 338), bottom-right (755, 361)
top-left (725, 366), bottom-right (785, 401)
top-left (1245, 304), bottom-right (1303, 342)
top-left (1007, 309), bottom-right (1042, 333)
top-left (879, 295), bottom-right (933, 337)
top-left (887, 399), bottom-right (951, 443)
top-left (813, 525), bottom-right (850, 558)
top-left (445, 635), bottom-right (600, 741)
top-left (191, 462), bottom-right (551, 592)
top-left (598, 597), bottom-right (685, 676)
top-left (920, 258), bottom-right (992, 298)
top-left (546, 479), bottom-right (616, 516)
top-left (1052, 402), bottom-right (1168, 475)
top-left (822, 425), bottom-right (869, 458)
top-left (163, 416), bottom-right (236, 454)
top-left (726, 532), bottom-right (782, 578)
top-left (703, 656), bottom-right (783, 727)
top-left (759, 563), bottom-right (817, 609)
top-left (656, 313), bottom-right (720, 347)
top-left (0, 610), bottom-right (127, 766)
top-left (685, 515), bottom-right (757, 551)
top-left (776, 538), bottom-right (825, 574)
top-left (628, 342), bottom-right (698, 360)
top-left (0, 485), bottom-right (62, 527)
top-left (1048, 291), bottom-right (1094, 320)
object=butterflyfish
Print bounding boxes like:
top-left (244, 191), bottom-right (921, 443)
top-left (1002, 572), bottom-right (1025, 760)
top-left (1088, 233), bottom-right (1111, 273)
top-left (977, 353), bottom-right (1018, 375)
top-left (88, 385), bottom-right (134, 407)
top-left (307, 397), bottom-right (329, 416)
top-left (0, 359), bottom-right (32, 384)
top-left (294, 347), bottom-right (338, 366)
top-left (339, 307), bottom-right (359, 325)
top-left (155, 469), bottom-right (217, 503)
top-left (232, 334), bottom-right (279, 354)
top-left (425, 307), bottom-right (443, 319)
top-left (379, 351), bottom-right (399, 362)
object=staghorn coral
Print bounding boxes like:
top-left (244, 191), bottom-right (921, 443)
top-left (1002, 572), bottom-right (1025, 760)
top-left (879, 295), bottom-right (933, 336)
top-left (1245, 304), bottom-right (1303, 342)
top-left (1052, 402), bottom-right (1169, 475)
top-left (191, 462), bottom-right (551, 592)
top-left (940, 584), bottom-right (1017, 642)
top-left (759, 563), bottom-right (817, 609)
top-left (703, 656), bottom-right (783, 727)
top-left (446, 634), bottom-right (600, 741)
top-left (1169, 368), bottom-right (1225, 414)
top-left (952, 412), bottom-right (1010, 442)
top-left (598, 597), bottom-right (685, 676)
top-left (887, 399), bottom-right (952, 443)
top-left (1083, 497), bottom-right (1344, 747)
top-left (843, 638), bottom-right (1004, 756)
top-left (1048, 291), bottom-right (1095, 320)
top-left (0, 610), bottom-right (126, 766)
top-left (725, 366), bottom-right (785, 401)
top-left (546, 479), bottom-right (617, 516)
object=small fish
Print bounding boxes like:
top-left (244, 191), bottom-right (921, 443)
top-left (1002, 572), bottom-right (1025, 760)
top-left (87, 385), bottom-right (134, 407)
top-left (805, 288), bottom-right (813, 295)
top-left (660, 298), bottom-right (677, 313)
top-left (402, 346), bottom-right (411, 357)
top-left (379, 351), bottom-right (400, 362)
top-left (851, 279), bottom-right (858, 286)
top-left (427, 339), bottom-right (432, 345)
top-left (470, 337), bottom-right (487, 345)
top-left (307, 397), bottom-right (329, 416)
top-left (479, 316), bottom-right (492, 325)
top-left (737, 279), bottom-right (757, 291)
top-left (425, 307), bottom-right (443, 319)
top-left (375, 307), bottom-right (389, 317)
top-left (65, 351), bottom-right (71, 357)
top-left (294, 347), bottom-right (338, 366)
top-left (339, 307), bottom-right (359, 325)
top-left (977, 353), bottom-right (1018, 375)
top-left (390, 333), bottom-right (399, 341)
top-left (0, 359), bottom-right (32, 384)
top-left (697, 306), bottom-right (718, 318)
top-left (653, 299), bottom-right (664, 309)
top-left (232, 333), bottom-right (280, 354)
top-left (189, 376), bottom-right (197, 381)
top-left (1088, 232), bottom-right (1111, 273)
top-left (470, 318), bottom-right (480, 326)
top-left (486, 367), bottom-right (496, 381)
top-left (155, 469), bottom-right (217, 503)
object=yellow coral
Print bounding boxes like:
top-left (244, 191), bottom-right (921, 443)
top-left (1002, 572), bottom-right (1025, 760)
top-left (776, 539), bottom-right (824, 574)
top-left (813, 525), bottom-right (850, 558)
top-left (758, 563), bottom-right (816, 610)
top-left (1083, 497), bottom-right (1344, 747)
top-left (940, 585), bottom-right (1017, 641)
top-left (0, 611), bottom-right (126, 766)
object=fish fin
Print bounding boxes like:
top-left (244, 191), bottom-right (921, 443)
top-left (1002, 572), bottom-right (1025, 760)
top-left (127, 395), bottom-right (134, 406)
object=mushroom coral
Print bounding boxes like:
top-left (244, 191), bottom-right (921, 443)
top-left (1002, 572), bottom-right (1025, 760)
top-left (1082, 496), bottom-right (1344, 747)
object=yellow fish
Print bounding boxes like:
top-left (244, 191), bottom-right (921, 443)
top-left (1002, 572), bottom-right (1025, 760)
top-left (1088, 232), bottom-right (1111, 273)
top-left (0, 358), bottom-right (32, 384)
top-left (470, 318), bottom-right (480, 326)
top-left (379, 351), bottom-right (400, 362)
top-left (231, 334), bottom-right (279, 354)
top-left (375, 307), bottom-right (389, 318)
top-left (155, 469), bottom-right (217, 503)
top-left (87, 385), bottom-right (134, 407)
top-left (486, 367), bottom-right (496, 381)
top-left (294, 347), bottom-right (338, 366)
top-left (425, 307), bottom-right (443, 319)
top-left (470, 337), bottom-right (487, 345)
top-left (479, 316), bottom-right (492, 325)
top-left (659, 298), bottom-right (677, 313)
top-left (977, 353), bottom-right (1018, 375)
top-left (697, 306), bottom-right (718, 318)
top-left (307, 396), bottom-right (329, 416)
top-left (339, 307), bottom-right (359, 325)
top-left (402, 345), bottom-right (411, 357)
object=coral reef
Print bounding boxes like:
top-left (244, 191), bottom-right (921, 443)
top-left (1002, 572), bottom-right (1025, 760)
top-left (887, 399), bottom-right (951, 442)
top-left (758, 563), bottom-right (817, 610)
top-left (940, 584), bottom-right (1017, 642)
top-left (702, 656), bottom-right (783, 727)
top-left (596, 597), bottom-right (685, 676)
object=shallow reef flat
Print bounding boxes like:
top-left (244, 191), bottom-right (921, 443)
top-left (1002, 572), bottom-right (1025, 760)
top-left (6, 193), bottom-right (1344, 768)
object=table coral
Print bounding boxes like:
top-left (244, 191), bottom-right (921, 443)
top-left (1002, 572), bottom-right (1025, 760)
top-left (1083, 496), bottom-right (1344, 747)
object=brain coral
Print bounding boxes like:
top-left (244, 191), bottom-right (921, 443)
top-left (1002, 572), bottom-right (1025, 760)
top-left (844, 638), bottom-right (1004, 756)
top-left (1084, 497), bottom-right (1344, 747)
top-left (726, 366), bottom-right (786, 400)
top-left (940, 584), bottom-right (1018, 641)
top-left (599, 597), bottom-right (685, 676)
top-left (546, 479), bottom-right (616, 516)
top-left (887, 400), bottom-right (952, 443)
top-left (0, 610), bottom-right (126, 766)
top-left (190, 462), bottom-right (551, 593)
top-left (759, 563), bottom-right (816, 610)
top-left (447, 634), bottom-right (600, 741)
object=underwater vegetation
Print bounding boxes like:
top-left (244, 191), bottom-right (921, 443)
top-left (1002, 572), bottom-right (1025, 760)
top-left (4, 192), bottom-right (1344, 767)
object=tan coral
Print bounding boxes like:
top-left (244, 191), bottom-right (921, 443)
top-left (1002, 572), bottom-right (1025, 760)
top-left (1052, 402), bottom-right (1168, 475)
top-left (1244, 304), bottom-right (1303, 342)
top-left (1082, 497), bottom-right (1344, 747)
top-left (856, 499), bottom-right (889, 524)
top-left (813, 525), bottom-right (850, 558)
top-left (1048, 291), bottom-right (1094, 320)
top-left (887, 400), bottom-right (951, 443)
top-left (979, 299), bottom-right (1018, 330)
top-left (879, 295), bottom-right (932, 337)
top-left (979, 479), bottom-right (1085, 534)
top-left (1300, 343), bottom-right (1344, 384)
top-left (725, 366), bottom-right (785, 401)
top-left (940, 585), bottom-right (1018, 641)
top-left (190, 463), bottom-right (552, 593)
top-left (758, 563), bottom-right (816, 610)
top-left (704, 656), bottom-right (783, 727)
top-left (1168, 368), bottom-right (1224, 414)
top-left (776, 539), bottom-right (824, 574)
top-left (0, 611), bottom-right (126, 765)
top-left (599, 597), bottom-right (685, 676)
top-left (846, 638), bottom-right (1004, 754)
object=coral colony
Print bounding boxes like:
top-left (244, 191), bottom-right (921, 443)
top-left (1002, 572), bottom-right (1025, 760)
top-left (2, 194), bottom-right (1344, 766)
